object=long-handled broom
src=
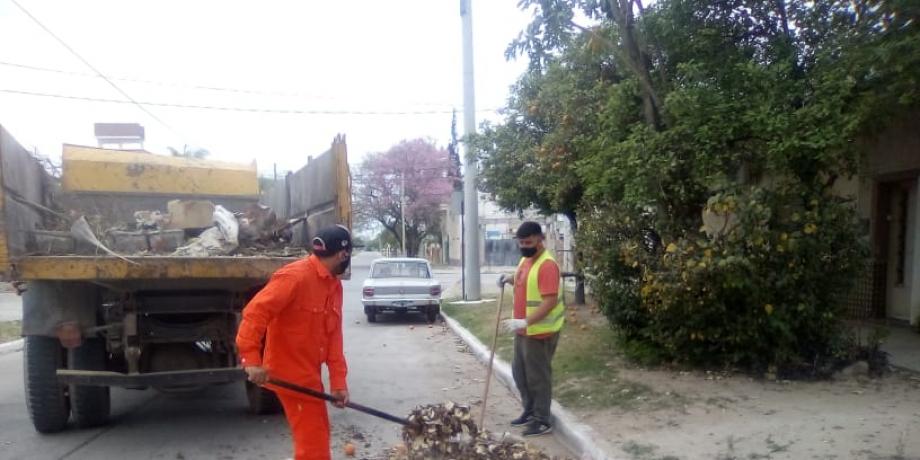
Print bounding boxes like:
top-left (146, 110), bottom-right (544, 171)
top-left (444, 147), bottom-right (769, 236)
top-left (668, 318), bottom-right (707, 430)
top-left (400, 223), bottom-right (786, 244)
top-left (478, 283), bottom-right (506, 428)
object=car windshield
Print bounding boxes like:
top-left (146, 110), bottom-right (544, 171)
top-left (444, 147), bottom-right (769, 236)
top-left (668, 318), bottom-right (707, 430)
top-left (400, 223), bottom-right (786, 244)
top-left (371, 261), bottom-right (430, 279)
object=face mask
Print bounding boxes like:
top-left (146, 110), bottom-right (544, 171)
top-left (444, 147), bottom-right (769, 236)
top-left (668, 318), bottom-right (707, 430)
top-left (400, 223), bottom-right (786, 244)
top-left (520, 247), bottom-right (538, 258)
top-left (333, 255), bottom-right (351, 275)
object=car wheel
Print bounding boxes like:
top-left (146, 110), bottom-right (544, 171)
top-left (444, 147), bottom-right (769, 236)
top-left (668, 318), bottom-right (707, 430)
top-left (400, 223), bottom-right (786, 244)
top-left (366, 311), bottom-right (377, 323)
top-left (426, 307), bottom-right (439, 324)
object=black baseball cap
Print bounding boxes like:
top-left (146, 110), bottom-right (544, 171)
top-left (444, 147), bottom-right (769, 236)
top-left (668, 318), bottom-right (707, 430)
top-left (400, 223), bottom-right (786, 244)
top-left (312, 225), bottom-right (352, 256)
top-left (515, 221), bottom-right (543, 239)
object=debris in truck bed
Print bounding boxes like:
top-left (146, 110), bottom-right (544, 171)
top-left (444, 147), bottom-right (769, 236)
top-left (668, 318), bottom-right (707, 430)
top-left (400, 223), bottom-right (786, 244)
top-left (105, 230), bottom-right (150, 253)
top-left (237, 203), bottom-right (278, 243)
top-left (148, 229), bottom-right (185, 253)
top-left (34, 201), bottom-right (306, 257)
top-left (166, 199), bottom-right (215, 230)
top-left (172, 227), bottom-right (232, 257)
top-left (384, 402), bottom-right (561, 460)
top-left (234, 246), bottom-right (308, 257)
top-left (213, 205), bottom-right (239, 246)
top-left (134, 210), bottom-right (169, 230)
top-left (70, 216), bottom-right (138, 264)
top-left (168, 205), bottom-right (240, 257)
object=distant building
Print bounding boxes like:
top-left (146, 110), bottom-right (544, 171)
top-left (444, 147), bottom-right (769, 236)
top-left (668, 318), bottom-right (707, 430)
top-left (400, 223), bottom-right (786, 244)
top-left (436, 190), bottom-right (574, 272)
top-left (94, 123), bottom-right (145, 149)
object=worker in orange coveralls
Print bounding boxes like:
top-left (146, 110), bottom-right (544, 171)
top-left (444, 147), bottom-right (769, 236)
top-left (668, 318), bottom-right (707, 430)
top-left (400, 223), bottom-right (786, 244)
top-left (236, 225), bottom-right (352, 460)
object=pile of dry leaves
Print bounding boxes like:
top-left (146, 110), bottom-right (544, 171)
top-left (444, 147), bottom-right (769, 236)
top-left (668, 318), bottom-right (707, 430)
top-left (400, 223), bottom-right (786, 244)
top-left (384, 402), bottom-right (562, 460)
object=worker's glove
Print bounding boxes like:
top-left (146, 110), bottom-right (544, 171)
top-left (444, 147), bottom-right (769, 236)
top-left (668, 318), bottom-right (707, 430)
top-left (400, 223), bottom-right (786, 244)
top-left (502, 318), bottom-right (528, 334)
top-left (496, 274), bottom-right (510, 289)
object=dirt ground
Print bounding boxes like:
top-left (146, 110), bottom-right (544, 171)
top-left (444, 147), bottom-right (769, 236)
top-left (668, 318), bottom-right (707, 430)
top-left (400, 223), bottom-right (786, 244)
top-left (560, 309), bottom-right (920, 460)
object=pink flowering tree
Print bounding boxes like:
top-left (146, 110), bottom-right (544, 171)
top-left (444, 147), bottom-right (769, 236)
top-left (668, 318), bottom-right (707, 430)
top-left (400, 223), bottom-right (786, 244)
top-left (354, 138), bottom-right (454, 257)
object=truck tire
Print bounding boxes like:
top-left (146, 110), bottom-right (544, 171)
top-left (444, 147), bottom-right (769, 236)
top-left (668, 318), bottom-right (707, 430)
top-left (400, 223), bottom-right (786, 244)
top-left (366, 311), bottom-right (377, 323)
top-left (23, 335), bottom-right (70, 433)
top-left (246, 381), bottom-right (282, 415)
top-left (68, 338), bottom-right (110, 428)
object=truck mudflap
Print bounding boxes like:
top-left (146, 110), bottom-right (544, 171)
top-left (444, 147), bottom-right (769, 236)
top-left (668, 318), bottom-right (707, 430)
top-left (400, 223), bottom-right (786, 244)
top-left (57, 368), bottom-right (246, 387)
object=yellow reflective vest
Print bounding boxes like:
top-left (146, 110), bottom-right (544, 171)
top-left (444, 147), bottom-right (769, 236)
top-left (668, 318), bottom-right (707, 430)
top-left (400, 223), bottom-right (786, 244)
top-left (518, 249), bottom-right (565, 336)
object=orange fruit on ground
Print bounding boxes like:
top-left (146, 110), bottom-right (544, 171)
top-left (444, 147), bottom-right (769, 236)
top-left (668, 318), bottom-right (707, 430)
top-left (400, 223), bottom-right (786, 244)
top-left (344, 442), bottom-right (356, 456)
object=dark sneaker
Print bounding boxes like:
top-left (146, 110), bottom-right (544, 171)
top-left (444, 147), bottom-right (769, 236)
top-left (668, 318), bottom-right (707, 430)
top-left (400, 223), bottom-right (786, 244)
top-left (510, 413), bottom-right (533, 427)
top-left (523, 421), bottom-right (553, 437)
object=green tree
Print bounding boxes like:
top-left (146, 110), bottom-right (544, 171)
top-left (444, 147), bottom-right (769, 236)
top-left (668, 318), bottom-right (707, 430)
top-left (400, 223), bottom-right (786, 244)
top-left (471, 29), bottom-right (623, 303)
top-left (478, 0), bottom-right (920, 373)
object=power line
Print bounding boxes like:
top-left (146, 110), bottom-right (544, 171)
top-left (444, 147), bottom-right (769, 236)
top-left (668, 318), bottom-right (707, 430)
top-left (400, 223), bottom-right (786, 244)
top-left (0, 88), bottom-right (500, 116)
top-left (0, 60), bottom-right (461, 108)
top-left (8, 0), bottom-right (184, 139)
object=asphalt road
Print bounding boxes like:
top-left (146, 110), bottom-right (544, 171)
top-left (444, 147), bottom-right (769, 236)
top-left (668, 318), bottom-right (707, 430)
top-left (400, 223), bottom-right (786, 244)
top-left (0, 254), bottom-right (569, 460)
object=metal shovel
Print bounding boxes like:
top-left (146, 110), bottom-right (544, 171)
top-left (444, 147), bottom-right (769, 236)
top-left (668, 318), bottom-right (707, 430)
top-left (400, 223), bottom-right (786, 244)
top-left (267, 378), bottom-right (413, 427)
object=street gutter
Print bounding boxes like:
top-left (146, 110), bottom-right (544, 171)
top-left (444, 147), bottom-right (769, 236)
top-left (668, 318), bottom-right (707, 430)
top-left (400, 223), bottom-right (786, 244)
top-left (440, 311), bottom-right (615, 460)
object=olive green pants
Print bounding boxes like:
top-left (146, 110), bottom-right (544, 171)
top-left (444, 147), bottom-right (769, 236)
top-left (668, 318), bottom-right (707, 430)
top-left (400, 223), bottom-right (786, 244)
top-left (511, 333), bottom-right (559, 425)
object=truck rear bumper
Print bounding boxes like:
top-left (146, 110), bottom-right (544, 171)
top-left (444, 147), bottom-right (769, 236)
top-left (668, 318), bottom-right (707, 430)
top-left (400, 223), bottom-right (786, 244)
top-left (57, 368), bottom-right (246, 387)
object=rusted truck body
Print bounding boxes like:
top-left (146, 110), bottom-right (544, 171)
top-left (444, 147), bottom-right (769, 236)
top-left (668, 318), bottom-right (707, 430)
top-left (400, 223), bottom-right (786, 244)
top-left (0, 125), bottom-right (351, 432)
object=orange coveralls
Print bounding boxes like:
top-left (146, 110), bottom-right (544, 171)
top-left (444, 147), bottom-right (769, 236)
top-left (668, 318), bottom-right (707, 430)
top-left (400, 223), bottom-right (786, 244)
top-left (236, 255), bottom-right (347, 460)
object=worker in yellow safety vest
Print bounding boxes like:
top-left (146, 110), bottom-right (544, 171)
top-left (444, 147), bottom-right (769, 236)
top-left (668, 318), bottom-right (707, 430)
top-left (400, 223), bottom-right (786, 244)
top-left (496, 221), bottom-right (565, 437)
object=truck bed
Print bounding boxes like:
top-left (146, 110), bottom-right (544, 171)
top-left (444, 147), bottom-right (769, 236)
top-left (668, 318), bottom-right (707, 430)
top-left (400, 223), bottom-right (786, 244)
top-left (0, 127), bottom-right (351, 285)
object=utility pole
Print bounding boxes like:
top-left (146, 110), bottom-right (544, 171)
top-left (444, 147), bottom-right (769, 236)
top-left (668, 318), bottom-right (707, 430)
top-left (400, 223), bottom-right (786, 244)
top-left (400, 171), bottom-right (407, 257)
top-left (460, 0), bottom-right (480, 300)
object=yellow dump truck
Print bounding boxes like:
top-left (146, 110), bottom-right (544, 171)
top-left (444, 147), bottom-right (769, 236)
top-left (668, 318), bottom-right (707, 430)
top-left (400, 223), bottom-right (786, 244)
top-left (0, 125), bottom-right (351, 433)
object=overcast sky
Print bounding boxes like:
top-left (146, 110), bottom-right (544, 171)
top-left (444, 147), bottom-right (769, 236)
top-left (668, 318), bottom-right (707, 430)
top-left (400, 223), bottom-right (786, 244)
top-left (0, 0), bottom-right (533, 174)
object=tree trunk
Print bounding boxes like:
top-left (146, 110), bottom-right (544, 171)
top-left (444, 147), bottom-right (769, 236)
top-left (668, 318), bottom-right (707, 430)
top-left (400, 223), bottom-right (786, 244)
top-left (379, 220), bottom-right (401, 251)
top-left (406, 228), bottom-right (427, 258)
top-left (606, 0), bottom-right (662, 129)
top-left (565, 211), bottom-right (586, 305)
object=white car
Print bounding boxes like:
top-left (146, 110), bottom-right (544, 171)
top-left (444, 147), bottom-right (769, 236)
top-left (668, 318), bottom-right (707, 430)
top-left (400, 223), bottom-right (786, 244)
top-left (362, 258), bottom-right (442, 323)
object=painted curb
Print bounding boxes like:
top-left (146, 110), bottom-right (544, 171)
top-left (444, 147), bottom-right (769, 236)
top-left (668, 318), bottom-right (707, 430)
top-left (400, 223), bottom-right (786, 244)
top-left (0, 338), bottom-right (24, 355)
top-left (441, 311), bottom-right (615, 460)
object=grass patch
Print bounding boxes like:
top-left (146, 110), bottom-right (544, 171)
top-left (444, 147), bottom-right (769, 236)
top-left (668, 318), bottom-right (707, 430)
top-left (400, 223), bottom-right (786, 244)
top-left (443, 293), bottom-right (663, 410)
top-left (443, 295), bottom-right (515, 361)
top-left (0, 320), bottom-right (21, 343)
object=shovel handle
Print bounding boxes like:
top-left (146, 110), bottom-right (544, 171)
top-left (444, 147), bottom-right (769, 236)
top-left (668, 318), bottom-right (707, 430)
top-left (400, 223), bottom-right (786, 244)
top-left (267, 378), bottom-right (413, 427)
